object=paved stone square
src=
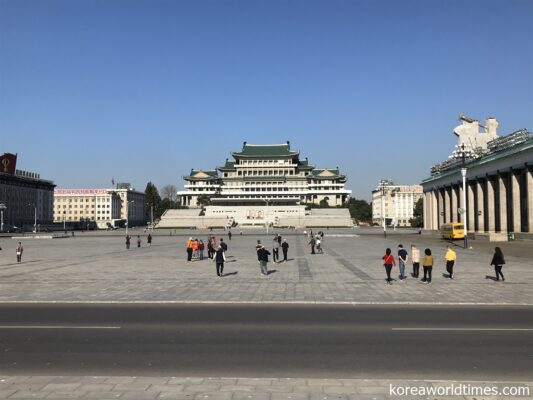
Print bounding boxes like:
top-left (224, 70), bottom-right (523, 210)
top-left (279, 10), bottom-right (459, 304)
top-left (1, 229), bottom-right (532, 304)
top-left (0, 375), bottom-right (531, 399)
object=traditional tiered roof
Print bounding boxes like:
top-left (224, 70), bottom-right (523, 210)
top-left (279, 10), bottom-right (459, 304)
top-left (231, 141), bottom-right (299, 158)
top-left (183, 169), bottom-right (220, 181)
top-left (218, 159), bottom-right (236, 172)
top-left (309, 168), bottom-right (346, 180)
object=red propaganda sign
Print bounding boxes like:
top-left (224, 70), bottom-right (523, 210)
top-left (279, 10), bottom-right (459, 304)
top-left (0, 153), bottom-right (17, 175)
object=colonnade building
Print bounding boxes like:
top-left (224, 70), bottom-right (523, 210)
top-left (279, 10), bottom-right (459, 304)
top-left (177, 141), bottom-right (352, 208)
top-left (421, 115), bottom-right (533, 238)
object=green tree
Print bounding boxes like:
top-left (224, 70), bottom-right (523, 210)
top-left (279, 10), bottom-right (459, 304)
top-left (196, 194), bottom-right (212, 207)
top-left (343, 198), bottom-right (372, 223)
top-left (319, 197), bottom-right (330, 208)
top-left (144, 182), bottom-right (162, 221)
top-left (410, 198), bottom-right (424, 227)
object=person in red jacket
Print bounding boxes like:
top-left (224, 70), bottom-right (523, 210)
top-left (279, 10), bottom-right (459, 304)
top-left (382, 248), bottom-right (396, 285)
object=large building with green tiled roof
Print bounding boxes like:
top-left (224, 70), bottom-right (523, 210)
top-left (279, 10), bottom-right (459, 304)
top-left (177, 141), bottom-right (351, 207)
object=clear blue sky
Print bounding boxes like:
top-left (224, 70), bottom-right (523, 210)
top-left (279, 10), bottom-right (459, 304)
top-left (1, 0), bottom-right (532, 200)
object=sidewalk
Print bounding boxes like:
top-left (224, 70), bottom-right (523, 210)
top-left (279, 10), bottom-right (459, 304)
top-left (1, 376), bottom-right (532, 400)
top-left (1, 233), bottom-right (532, 305)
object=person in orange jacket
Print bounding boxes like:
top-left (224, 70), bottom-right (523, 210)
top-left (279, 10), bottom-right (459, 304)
top-left (186, 237), bottom-right (194, 262)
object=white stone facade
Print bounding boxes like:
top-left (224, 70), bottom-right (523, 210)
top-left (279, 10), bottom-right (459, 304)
top-left (372, 180), bottom-right (423, 227)
top-left (177, 142), bottom-right (352, 208)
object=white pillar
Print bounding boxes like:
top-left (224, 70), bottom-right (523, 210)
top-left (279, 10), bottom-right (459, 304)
top-left (511, 172), bottom-right (521, 233)
top-left (476, 179), bottom-right (485, 232)
top-left (487, 177), bottom-right (496, 232)
top-left (526, 170), bottom-right (533, 233)
top-left (458, 184), bottom-right (464, 223)
top-left (444, 188), bottom-right (451, 223)
top-left (498, 174), bottom-right (508, 233)
top-left (451, 186), bottom-right (458, 223)
top-left (424, 192), bottom-right (430, 229)
top-left (438, 189), bottom-right (444, 228)
top-left (431, 190), bottom-right (438, 230)
top-left (467, 182), bottom-right (475, 232)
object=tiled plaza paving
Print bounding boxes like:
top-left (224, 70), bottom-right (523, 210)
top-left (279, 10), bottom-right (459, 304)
top-left (0, 229), bottom-right (532, 304)
top-left (1, 230), bottom-right (532, 399)
top-left (0, 376), bottom-right (532, 400)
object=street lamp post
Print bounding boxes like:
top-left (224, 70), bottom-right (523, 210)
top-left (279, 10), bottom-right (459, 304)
top-left (27, 203), bottom-right (37, 233)
top-left (461, 168), bottom-right (468, 249)
top-left (451, 143), bottom-right (473, 249)
top-left (151, 204), bottom-right (154, 231)
top-left (0, 203), bottom-right (6, 233)
top-left (126, 200), bottom-right (134, 237)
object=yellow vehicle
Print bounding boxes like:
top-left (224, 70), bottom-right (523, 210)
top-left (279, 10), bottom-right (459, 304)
top-left (441, 223), bottom-right (465, 240)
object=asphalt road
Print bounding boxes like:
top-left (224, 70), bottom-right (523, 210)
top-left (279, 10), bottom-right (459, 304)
top-left (1, 304), bottom-right (532, 380)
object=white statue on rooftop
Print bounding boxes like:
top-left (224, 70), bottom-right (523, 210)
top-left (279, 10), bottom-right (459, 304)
top-left (453, 113), bottom-right (499, 150)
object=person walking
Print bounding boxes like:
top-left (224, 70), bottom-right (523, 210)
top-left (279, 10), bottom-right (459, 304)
top-left (125, 235), bottom-right (131, 250)
top-left (228, 230), bottom-right (232, 241)
top-left (316, 237), bottom-right (323, 254)
top-left (382, 248), bottom-right (396, 284)
top-left (422, 248), bottom-right (433, 284)
top-left (308, 236), bottom-right (316, 254)
top-left (214, 245), bottom-right (226, 277)
top-left (411, 244), bottom-right (420, 278)
top-left (207, 237), bottom-right (215, 259)
top-left (272, 237), bottom-right (280, 263)
top-left (255, 240), bottom-right (262, 265)
top-left (281, 239), bottom-right (289, 262)
top-left (444, 245), bottom-right (457, 279)
top-left (397, 244), bottom-right (408, 281)
top-left (16, 242), bottom-right (23, 263)
top-left (257, 245), bottom-right (271, 276)
top-left (192, 239), bottom-right (199, 260)
top-left (490, 246), bottom-right (506, 281)
top-left (186, 237), bottom-right (194, 262)
top-left (147, 234), bottom-right (152, 247)
top-left (220, 238), bottom-right (228, 252)
top-left (137, 235), bottom-right (141, 248)
top-left (198, 240), bottom-right (205, 260)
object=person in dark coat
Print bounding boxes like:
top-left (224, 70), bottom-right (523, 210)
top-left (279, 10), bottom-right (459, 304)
top-left (125, 235), bottom-right (131, 250)
top-left (147, 234), bottom-right (152, 246)
top-left (137, 235), bottom-right (141, 248)
top-left (214, 245), bottom-right (226, 277)
top-left (257, 245), bottom-right (271, 276)
top-left (220, 238), bottom-right (228, 252)
top-left (281, 239), bottom-right (289, 262)
top-left (490, 247), bottom-right (506, 281)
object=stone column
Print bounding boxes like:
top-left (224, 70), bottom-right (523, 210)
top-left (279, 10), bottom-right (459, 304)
top-left (498, 174), bottom-right (508, 233)
top-left (487, 177), bottom-right (496, 232)
top-left (431, 190), bottom-right (438, 230)
top-left (526, 169), bottom-right (533, 233)
top-left (438, 189), bottom-right (445, 228)
top-left (467, 182), bottom-right (475, 232)
top-left (476, 179), bottom-right (485, 232)
top-left (511, 171), bottom-right (521, 233)
top-left (458, 184), bottom-right (464, 223)
top-left (424, 192), bottom-right (430, 230)
top-left (450, 185), bottom-right (458, 223)
top-left (444, 188), bottom-right (451, 223)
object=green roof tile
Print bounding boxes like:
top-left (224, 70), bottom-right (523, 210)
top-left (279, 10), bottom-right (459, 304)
top-left (232, 142), bottom-right (299, 157)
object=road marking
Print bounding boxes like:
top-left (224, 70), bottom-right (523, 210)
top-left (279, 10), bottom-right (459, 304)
top-left (392, 328), bottom-right (533, 331)
top-left (0, 325), bottom-right (121, 329)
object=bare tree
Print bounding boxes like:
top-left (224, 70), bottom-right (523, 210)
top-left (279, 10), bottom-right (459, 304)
top-left (160, 185), bottom-right (177, 201)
